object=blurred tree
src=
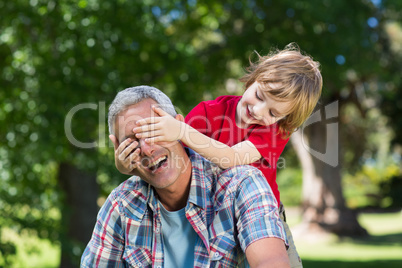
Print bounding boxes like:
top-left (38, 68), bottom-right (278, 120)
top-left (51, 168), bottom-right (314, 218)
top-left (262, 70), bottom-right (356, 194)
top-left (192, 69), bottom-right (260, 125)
top-left (0, 1), bottom-right (237, 266)
top-left (1, 0), bottom-right (401, 266)
top-left (287, 0), bottom-right (402, 235)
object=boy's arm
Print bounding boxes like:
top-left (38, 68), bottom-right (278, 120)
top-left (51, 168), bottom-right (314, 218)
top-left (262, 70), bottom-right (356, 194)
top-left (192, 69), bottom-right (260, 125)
top-left (180, 124), bottom-right (261, 168)
top-left (134, 106), bottom-right (262, 169)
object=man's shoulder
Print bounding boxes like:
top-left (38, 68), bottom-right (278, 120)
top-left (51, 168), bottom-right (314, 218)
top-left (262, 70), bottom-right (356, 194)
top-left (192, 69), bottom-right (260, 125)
top-left (209, 165), bottom-right (277, 222)
top-left (188, 149), bottom-right (272, 200)
top-left (108, 176), bottom-right (149, 220)
top-left (219, 165), bottom-right (265, 182)
top-left (189, 149), bottom-right (268, 188)
top-left (215, 165), bottom-right (271, 194)
top-left (112, 176), bottom-right (147, 193)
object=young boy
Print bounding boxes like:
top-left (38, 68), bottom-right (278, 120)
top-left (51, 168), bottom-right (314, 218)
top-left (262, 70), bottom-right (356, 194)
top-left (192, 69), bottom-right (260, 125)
top-left (113, 43), bottom-right (322, 267)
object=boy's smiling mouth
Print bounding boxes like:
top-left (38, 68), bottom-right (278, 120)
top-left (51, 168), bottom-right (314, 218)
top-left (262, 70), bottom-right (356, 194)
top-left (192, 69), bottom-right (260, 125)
top-left (246, 106), bottom-right (258, 121)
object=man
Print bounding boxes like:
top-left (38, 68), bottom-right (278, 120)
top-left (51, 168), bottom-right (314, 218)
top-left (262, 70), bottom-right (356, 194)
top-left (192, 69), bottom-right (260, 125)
top-left (81, 86), bottom-right (290, 267)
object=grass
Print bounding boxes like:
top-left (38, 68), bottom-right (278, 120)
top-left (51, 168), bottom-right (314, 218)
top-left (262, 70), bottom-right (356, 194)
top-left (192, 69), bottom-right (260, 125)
top-left (301, 260), bottom-right (402, 267)
top-left (0, 228), bottom-right (60, 268)
top-left (288, 210), bottom-right (402, 267)
top-left (1, 210), bottom-right (401, 267)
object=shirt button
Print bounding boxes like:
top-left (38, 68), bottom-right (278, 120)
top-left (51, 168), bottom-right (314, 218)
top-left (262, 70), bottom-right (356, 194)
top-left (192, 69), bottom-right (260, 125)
top-left (155, 227), bottom-right (160, 233)
top-left (214, 252), bottom-right (220, 257)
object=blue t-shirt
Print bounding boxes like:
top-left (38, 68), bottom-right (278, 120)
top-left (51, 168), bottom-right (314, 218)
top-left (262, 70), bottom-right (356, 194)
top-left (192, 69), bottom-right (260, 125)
top-left (159, 202), bottom-right (197, 267)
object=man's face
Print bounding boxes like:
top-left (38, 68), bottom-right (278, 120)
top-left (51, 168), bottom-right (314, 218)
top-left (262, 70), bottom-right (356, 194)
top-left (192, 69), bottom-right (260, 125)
top-left (114, 98), bottom-right (190, 190)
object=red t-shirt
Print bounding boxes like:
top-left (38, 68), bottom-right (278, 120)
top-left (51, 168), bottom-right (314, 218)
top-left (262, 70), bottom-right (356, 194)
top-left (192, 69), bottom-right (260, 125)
top-left (185, 95), bottom-right (289, 205)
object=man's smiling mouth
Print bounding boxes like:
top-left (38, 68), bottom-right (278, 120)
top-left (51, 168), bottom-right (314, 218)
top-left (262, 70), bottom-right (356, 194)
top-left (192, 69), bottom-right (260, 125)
top-left (148, 156), bottom-right (168, 171)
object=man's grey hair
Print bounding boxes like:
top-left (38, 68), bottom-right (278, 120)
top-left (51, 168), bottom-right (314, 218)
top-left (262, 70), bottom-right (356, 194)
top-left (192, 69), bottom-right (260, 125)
top-left (108, 85), bottom-right (177, 135)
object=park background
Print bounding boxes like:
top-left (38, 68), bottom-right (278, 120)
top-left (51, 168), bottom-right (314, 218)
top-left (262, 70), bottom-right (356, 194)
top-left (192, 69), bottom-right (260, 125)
top-left (0, 0), bottom-right (401, 267)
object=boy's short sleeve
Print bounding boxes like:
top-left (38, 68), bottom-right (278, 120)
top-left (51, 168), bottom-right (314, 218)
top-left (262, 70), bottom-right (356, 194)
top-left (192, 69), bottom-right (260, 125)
top-left (185, 101), bottom-right (211, 136)
top-left (247, 125), bottom-right (289, 168)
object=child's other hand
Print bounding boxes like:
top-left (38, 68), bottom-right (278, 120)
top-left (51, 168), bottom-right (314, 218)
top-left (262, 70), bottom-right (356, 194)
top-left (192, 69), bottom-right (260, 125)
top-left (133, 106), bottom-right (184, 143)
top-left (109, 135), bottom-right (140, 175)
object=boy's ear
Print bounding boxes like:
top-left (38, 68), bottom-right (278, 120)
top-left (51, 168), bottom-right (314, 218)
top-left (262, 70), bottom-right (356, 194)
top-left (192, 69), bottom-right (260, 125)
top-left (175, 114), bottom-right (185, 122)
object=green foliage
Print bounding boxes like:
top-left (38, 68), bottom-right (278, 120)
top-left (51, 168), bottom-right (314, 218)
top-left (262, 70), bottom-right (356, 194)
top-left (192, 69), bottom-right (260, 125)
top-left (275, 143), bottom-right (308, 206)
top-left (0, 241), bottom-right (16, 268)
top-left (0, 0), bottom-right (401, 266)
top-left (277, 147), bottom-right (304, 206)
top-left (341, 101), bottom-right (401, 209)
top-left (380, 175), bottom-right (402, 208)
top-left (344, 162), bottom-right (400, 208)
top-left (276, 167), bottom-right (303, 206)
top-left (378, 6), bottom-right (402, 146)
top-left (0, 228), bottom-right (59, 268)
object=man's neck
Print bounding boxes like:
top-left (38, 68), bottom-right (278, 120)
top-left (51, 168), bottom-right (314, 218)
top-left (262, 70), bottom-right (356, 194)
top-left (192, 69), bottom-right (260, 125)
top-left (157, 187), bottom-right (190, 211)
top-left (156, 154), bottom-right (192, 211)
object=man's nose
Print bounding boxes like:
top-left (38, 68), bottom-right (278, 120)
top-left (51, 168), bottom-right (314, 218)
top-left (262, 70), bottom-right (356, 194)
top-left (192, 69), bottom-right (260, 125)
top-left (139, 139), bottom-right (155, 156)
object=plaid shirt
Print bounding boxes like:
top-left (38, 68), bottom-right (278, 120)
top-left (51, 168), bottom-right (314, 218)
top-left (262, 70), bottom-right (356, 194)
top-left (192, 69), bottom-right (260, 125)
top-left (81, 149), bottom-right (287, 268)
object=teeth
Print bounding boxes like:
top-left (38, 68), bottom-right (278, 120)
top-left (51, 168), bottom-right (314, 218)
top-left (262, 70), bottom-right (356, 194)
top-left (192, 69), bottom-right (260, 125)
top-left (149, 156), bottom-right (167, 168)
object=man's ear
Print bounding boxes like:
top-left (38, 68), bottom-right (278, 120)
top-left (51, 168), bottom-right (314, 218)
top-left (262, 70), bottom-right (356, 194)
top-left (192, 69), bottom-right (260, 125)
top-left (175, 114), bottom-right (185, 122)
top-left (109, 135), bottom-right (119, 150)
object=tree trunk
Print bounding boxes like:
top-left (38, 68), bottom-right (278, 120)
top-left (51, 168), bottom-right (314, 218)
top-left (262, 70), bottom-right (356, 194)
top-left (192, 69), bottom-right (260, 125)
top-left (290, 119), bottom-right (367, 237)
top-left (57, 162), bottom-right (99, 267)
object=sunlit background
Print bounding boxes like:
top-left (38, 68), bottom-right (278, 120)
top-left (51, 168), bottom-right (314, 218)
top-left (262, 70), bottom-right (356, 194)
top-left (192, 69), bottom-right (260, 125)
top-left (1, 0), bottom-right (401, 267)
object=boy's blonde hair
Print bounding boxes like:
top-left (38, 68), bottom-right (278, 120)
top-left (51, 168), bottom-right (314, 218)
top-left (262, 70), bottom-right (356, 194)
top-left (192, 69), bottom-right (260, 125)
top-left (240, 43), bottom-right (323, 139)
